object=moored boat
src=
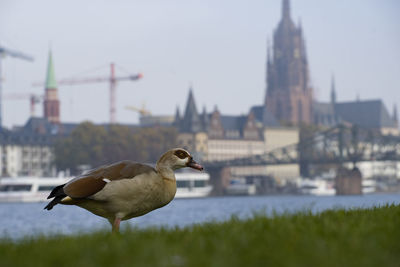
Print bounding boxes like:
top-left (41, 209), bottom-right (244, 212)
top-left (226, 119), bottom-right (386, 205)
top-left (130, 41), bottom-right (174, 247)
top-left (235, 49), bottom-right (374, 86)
top-left (0, 177), bottom-right (70, 203)
top-left (298, 178), bottom-right (376, 196)
top-left (0, 170), bottom-right (213, 203)
top-left (175, 170), bottom-right (213, 198)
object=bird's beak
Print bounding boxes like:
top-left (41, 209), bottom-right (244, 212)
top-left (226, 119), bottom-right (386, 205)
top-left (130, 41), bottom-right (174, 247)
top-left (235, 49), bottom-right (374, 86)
top-left (186, 158), bottom-right (204, 171)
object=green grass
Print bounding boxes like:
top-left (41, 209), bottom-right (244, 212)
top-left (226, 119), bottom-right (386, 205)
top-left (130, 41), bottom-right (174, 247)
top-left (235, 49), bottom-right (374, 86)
top-left (1, 205), bottom-right (399, 267)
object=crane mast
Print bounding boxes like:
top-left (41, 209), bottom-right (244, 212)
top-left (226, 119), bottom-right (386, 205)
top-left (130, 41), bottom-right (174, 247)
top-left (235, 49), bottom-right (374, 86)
top-left (4, 93), bottom-right (42, 116)
top-left (0, 46), bottom-right (34, 128)
top-left (33, 63), bottom-right (143, 124)
top-left (110, 63), bottom-right (116, 124)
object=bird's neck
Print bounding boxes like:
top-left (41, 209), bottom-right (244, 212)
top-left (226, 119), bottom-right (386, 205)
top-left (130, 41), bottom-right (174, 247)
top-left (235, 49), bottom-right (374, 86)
top-left (156, 164), bottom-right (177, 203)
top-left (156, 164), bottom-right (176, 181)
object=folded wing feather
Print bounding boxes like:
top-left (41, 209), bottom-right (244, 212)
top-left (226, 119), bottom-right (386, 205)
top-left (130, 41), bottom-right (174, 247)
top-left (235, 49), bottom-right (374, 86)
top-left (63, 160), bottom-right (156, 198)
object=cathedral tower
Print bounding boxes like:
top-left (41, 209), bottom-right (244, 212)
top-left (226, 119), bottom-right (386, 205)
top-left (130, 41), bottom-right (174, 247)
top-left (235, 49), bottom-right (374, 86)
top-left (265, 0), bottom-right (313, 124)
top-left (43, 50), bottom-right (60, 123)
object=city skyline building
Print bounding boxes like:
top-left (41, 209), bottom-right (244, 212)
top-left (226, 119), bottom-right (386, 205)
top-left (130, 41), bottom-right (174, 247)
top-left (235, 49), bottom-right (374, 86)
top-left (265, 0), bottom-right (313, 125)
top-left (43, 50), bottom-right (60, 124)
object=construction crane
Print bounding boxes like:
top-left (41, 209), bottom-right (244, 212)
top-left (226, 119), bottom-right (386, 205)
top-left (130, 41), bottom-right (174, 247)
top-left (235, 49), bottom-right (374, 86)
top-left (0, 46), bottom-right (34, 127)
top-left (125, 103), bottom-right (151, 117)
top-left (4, 93), bottom-right (42, 116)
top-left (33, 63), bottom-right (143, 124)
top-left (125, 104), bottom-right (174, 127)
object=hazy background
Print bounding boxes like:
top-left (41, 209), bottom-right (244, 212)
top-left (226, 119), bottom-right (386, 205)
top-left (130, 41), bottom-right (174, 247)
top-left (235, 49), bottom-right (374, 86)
top-left (1, 0), bottom-right (399, 128)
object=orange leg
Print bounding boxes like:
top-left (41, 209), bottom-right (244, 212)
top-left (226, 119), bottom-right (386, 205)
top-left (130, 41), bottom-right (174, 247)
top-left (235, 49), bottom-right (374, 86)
top-left (112, 217), bottom-right (121, 233)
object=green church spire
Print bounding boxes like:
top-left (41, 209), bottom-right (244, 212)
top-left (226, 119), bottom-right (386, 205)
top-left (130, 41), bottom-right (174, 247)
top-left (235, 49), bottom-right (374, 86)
top-left (45, 50), bottom-right (57, 89)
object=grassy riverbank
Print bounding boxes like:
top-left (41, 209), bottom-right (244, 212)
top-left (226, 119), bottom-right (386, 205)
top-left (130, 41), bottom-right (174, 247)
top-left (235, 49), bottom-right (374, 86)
top-left (1, 205), bottom-right (399, 267)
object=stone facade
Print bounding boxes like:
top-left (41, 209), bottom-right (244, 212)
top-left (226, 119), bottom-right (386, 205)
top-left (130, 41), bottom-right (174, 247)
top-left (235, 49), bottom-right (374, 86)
top-left (0, 128), bottom-right (55, 177)
top-left (314, 78), bottom-right (399, 134)
top-left (175, 89), bottom-right (266, 162)
top-left (175, 88), bottom-right (302, 185)
top-left (264, 127), bottom-right (298, 153)
top-left (335, 167), bottom-right (362, 195)
top-left (43, 88), bottom-right (60, 124)
top-left (265, 0), bottom-right (313, 125)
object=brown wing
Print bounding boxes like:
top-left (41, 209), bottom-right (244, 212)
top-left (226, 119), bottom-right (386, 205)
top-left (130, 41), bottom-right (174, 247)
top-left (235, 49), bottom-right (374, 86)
top-left (63, 160), bottom-right (155, 198)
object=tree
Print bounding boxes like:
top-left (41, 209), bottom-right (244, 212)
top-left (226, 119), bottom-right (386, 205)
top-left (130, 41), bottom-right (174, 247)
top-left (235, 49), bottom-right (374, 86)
top-left (54, 122), bottom-right (107, 173)
top-left (136, 127), bottom-right (178, 163)
top-left (103, 125), bottom-right (145, 163)
top-left (54, 122), bottom-right (178, 174)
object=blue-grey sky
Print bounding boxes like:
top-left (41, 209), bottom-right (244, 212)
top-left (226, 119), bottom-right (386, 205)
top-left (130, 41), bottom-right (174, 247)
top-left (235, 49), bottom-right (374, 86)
top-left (1, 0), bottom-right (399, 128)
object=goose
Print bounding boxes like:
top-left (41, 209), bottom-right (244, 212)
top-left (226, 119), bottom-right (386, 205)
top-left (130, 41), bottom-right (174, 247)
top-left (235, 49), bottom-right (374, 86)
top-left (44, 148), bottom-right (203, 232)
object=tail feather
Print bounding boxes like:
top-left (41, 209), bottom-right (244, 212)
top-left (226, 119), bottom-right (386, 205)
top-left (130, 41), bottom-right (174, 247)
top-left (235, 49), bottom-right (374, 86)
top-left (44, 183), bottom-right (67, 210)
top-left (44, 196), bottom-right (63, 210)
top-left (47, 183), bottom-right (66, 199)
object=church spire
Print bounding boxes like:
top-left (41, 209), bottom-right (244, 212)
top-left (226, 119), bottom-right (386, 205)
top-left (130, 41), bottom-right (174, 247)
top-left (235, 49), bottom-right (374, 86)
top-left (181, 88), bottom-right (202, 133)
top-left (298, 18), bottom-right (303, 35)
top-left (330, 75), bottom-right (336, 104)
top-left (43, 49), bottom-right (60, 124)
top-left (282, 0), bottom-right (291, 20)
top-left (201, 105), bottom-right (209, 131)
top-left (173, 105), bottom-right (181, 128)
top-left (46, 50), bottom-right (57, 89)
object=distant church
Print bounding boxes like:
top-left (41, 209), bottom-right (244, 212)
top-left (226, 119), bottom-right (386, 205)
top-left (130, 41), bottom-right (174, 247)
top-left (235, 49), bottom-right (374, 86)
top-left (265, 0), bottom-right (313, 125)
top-left (265, 0), bottom-right (398, 133)
top-left (43, 50), bottom-right (60, 124)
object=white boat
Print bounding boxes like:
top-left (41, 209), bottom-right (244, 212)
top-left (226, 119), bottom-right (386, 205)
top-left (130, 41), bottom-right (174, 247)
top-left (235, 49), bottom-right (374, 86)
top-left (175, 170), bottom-right (213, 198)
top-left (298, 178), bottom-right (336, 196)
top-left (298, 178), bottom-right (377, 196)
top-left (0, 170), bottom-right (212, 203)
top-left (362, 179), bottom-right (376, 194)
top-left (225, 178), bottom-right (256, 196)
top-left (0, 177), bottom-right (70, 203)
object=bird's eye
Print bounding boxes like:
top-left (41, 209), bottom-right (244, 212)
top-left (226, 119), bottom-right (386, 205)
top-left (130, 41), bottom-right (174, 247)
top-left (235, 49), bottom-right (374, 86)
top-left (174, 150), bottom-right (188, 159)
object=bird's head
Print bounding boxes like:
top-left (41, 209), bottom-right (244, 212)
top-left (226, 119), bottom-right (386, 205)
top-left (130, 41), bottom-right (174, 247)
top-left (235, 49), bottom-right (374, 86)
top-left (157, 148), bottom-right (203, 171)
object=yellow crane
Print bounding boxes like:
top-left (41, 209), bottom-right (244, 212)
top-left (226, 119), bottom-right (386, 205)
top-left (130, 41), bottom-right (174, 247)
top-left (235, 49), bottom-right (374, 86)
top-left (125, 103), bottom-right (151, 116)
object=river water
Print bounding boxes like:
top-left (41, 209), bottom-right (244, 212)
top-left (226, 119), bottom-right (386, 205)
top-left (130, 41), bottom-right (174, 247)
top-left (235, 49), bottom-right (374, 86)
top-left (1, 194), bottom-right (400, 240)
